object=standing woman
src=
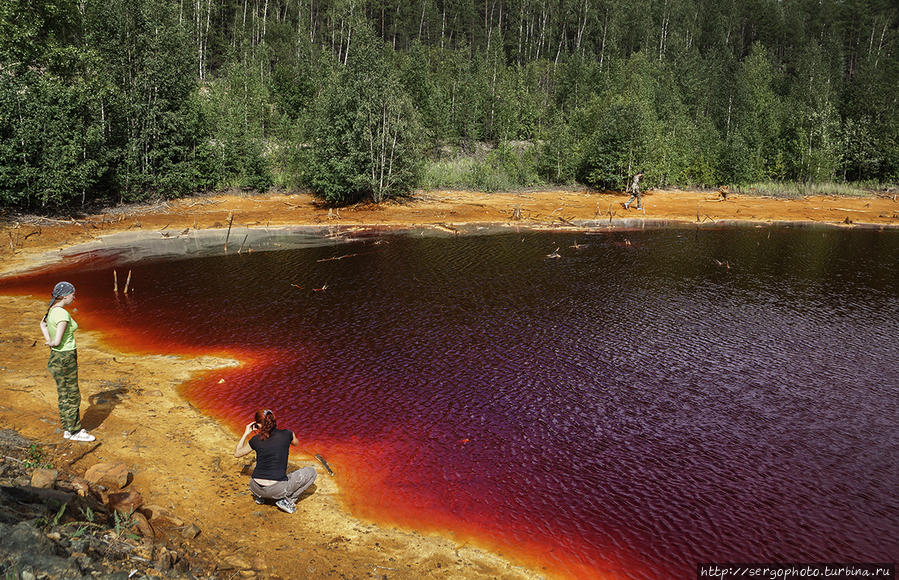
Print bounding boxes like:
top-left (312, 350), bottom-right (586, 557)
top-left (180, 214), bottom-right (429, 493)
top-left (39, 281), bottom-right (95, 442)
top-left (234, 409), bottom-right (317, 514)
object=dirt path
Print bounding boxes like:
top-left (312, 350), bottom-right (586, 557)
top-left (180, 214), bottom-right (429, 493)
top-left (0, 189), bottom-right (896, 579)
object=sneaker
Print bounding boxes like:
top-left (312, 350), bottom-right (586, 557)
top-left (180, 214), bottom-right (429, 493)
top-left (275, 498), bottom-right (296, 514)
top-left (254, 496), bottom-right (265, 505)
top-left (63, 431), bottom-right (72, 440)
top-left (623, 202), bottom-right (630, 209)
top-left (67, 429), bottom-right (95, 442)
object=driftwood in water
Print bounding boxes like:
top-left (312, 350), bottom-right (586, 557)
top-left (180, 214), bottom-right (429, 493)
top-left (314, 454), bottom-right (335, 476)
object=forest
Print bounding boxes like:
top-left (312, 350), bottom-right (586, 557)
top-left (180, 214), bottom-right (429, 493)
top-left (1, 0), bottom-right (897, 209)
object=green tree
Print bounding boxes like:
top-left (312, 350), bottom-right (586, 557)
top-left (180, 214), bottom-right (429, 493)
top-left (783, 43), bottom-right (842, 182)
top-left (536, 110), bottom-right (579, 184)
top-left (309, 23), bottom-right (424, 205)
top-left (86, 0), bottom-right (211, 200)
top-left (577, 53), bottom-right (658, 190)
top-left (202, 56), bottom-right (275, 191)
top-left (725, 42), bottom-right (783, 182)
top-left (0, 0), bottom-right (113, 210)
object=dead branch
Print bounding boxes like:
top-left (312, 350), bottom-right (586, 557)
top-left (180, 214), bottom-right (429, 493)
top-left (433, 223), bottom-right (458, 234)
top-left (316, 250), bottom-right (379, 263)
top-left (224, 211), bottom-right (234, 251)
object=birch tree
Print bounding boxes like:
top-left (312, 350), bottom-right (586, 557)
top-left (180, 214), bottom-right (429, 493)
top-left (309, 22), bottom-right (423, 205)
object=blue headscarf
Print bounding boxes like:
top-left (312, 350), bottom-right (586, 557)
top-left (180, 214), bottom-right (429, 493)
top-left (49, 281), bottom-right (75, 306)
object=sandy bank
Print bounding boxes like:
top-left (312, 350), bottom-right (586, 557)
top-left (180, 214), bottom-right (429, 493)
top-left (0, 189), bottom-right (896, 579)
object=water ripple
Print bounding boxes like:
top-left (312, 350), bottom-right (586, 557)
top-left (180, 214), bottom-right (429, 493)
top-left (2, 226), bottom-right (896, 579)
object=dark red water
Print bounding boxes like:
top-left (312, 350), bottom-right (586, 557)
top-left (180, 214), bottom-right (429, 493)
top-left (3, 227), bottom-right (898, 579)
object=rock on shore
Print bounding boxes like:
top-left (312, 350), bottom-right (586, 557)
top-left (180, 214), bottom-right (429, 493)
top-left (0, 428), bottom-right (239, 579)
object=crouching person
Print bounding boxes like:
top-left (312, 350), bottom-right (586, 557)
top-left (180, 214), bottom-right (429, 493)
top-left (234, 409), bottom-right (317, 514)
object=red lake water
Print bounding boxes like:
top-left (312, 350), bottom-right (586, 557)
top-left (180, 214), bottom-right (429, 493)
top-left (3, 226), bottom-right (897, 579)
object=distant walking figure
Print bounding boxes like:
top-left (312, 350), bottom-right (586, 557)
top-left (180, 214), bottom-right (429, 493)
top-left (624, 171), bottom-right (645, 210)
top-left (39, 281), bottom-right (95, 442)
top-left (234, 409), bottom-right (317, 514)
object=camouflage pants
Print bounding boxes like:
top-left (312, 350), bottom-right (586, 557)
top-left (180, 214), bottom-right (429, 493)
top-left (48, 349), bottom-right (81, 432)
top-left (626, 188), bottom-right (642, 208)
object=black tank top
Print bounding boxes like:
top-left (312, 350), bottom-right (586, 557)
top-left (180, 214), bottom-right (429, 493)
top-left (249, 428), bottom-right (292, 481)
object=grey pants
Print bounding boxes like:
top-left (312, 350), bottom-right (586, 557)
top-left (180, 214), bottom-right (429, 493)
top-left (249, 466), bottom-right (317, 502)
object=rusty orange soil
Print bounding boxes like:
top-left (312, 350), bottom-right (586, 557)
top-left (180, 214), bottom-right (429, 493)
top-left (0, 189), bottom-right (896, 579)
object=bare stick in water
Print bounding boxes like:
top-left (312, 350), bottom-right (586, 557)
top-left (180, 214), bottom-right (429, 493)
top-left (224, 211), bottom-right (234, 252)
top-left (124, 270), bottom-right (132, 294)
top-left (113, 270), bottom-right (118, 294)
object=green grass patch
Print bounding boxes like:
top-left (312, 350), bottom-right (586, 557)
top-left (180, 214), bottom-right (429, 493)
top-left (733, 181), bottom-right (894, 199)
top-left (421, 143), bottom-right (547, 192)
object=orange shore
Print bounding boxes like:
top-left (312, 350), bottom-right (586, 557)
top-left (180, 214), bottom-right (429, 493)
top-left (0, 188), bottom-right (896, 579)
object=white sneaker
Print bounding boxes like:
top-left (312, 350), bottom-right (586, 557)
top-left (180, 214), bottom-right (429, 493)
top-left (275, 498), bottom-right (296, 514)
top-left (67, 429), bottom-right (95, 442)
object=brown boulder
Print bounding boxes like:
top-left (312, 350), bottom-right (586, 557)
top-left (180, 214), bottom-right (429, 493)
top-left (130, 511), bottom-right (155, 538)
top-left (70, 476), bottom-right (90, 497)
top-left (84, 462), bottom-right (131, 489)
top-left (154, 547), bottom-right (173, 571)
top-left (181, 523), bottom-right (201, 539)
top-left (30, 468), bottom-right (58, 489)
top-left (222, 554), bottom-right (251, 570)
top-left (141, 504), bottom-right (184, 527)
top-left (107, 489), bottom-right (144, 515)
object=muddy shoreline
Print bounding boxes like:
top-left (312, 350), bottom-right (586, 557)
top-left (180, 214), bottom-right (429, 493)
top-left (1, 189), bottom-right (896, 579)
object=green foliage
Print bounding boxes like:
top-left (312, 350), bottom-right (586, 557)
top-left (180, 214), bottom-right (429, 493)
top-left (2, 0), bottom-right (898, 211)
top-left (420, 143), bottom-right (545, 192)
top-left (578, 97), bottom-right (649, 190)
top-left (469, 142), bottom-right (544, 191)
top-left (112, 508), bottom-right (139, 539)
top-left (0, 0), bottom-right (79, 66)
top-left (734, 181), bottom-right (883, 199)
top-left (782, 43), bottom-right (842, 183)
top-left (536, 111), bottom-right (580, 184)
top-left (22, 444), bottom-right (53, 469)
top-left (420, 155), bottom-right (480, 190)
top-left (51, 504), bottom-right (66, 526)
top-left (309, 24), bottom-right (424, 205)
